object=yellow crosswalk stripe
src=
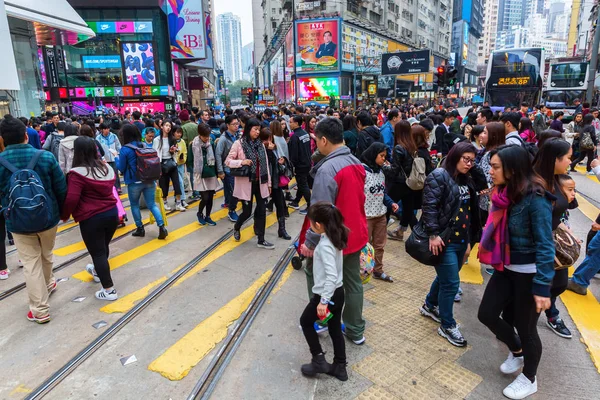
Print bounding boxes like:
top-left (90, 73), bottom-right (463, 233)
top-left (100, 202), bottom-right (304, 313)
top-left (54, 191), bottom-right (223, 257)
top-left (460, 243), bottom-right (484, 284)
top-left (576, 194), bottom-right (599, 223)
top-left (575, 166), bottom-right (600, 184)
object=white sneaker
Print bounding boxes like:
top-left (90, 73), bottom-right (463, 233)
top-left (176, 203), bottom-right (187, 212)
top-left (85, 264), bottom-right (100, 283)
top-left (500, 352), bottom-right (524, 374)
top-left (95, 288), bottom-right (118, 301)
top-left (503, 373), bottom-right (537, 399)
top-left (0, 269), bottom-right (9, 280)
top-left (181, 200), bottom-right (190, 208)
top-left (163, 202), bottom-right (172, 211)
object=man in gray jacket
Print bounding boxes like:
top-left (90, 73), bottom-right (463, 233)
top-left (215, 115), bottom-right (239, 222)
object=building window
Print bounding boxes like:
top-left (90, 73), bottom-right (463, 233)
top-left (369, 10), bottom-right (381, 24)
top-left (272, 21), bottom-right (277, 29)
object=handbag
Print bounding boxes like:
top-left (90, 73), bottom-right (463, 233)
top-left (161, 158), bottom-right (177, 174)
top-left (405, 203), bottom-right (462, 266)
top-left (553, 226), bottom-right (581, 270)
top-left (230, 165), bottom-right (250, 177)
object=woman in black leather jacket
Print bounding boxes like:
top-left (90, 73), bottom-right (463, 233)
top-left (386, 121), bottom-right (431, 241)
top-left (419, 142), bottom-right (482, 348)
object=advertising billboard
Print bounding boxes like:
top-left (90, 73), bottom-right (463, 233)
top-left (87, 21), bottom-right (154, 34)
top-left (82, 55), bottom-right (122, 69)
top-left (297, 77), bottom-right (339, 102)
top-left (295, 19), bottom-right (340, 73)
top-left (185, 12), bottom-right (214, 69)
top-left (381, 50), bottom-right (431, 75)
top-left (341, 23), bottom-right (388, 73)
top-left (164, 0), bottom-right (206, 59)
top-left (121, 42), bottom-right (156, 85)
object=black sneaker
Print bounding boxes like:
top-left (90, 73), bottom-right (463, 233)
top-left (131, 227), bottom-right (145, 237)
top-left (233, 229), bottom-right (241, 241)
top-left (288, 202), bottom-right (300, 210)
top-left (546, 317), bottom-right (572, 339)
top-left (438, 325), bottom-right (467, 347)
top-left (257, 240), bottom-right (275, 250)
top-left (301, 353), bottom-right (331, 377)
top-left (419, 303), bottom-right (441, 323)
top-left (158, 226), bottom-right (168, 240)
top-left (327, 362), bottom-right (348, 381)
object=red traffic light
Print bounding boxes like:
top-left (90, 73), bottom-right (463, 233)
top-left (437, 66), bottom-right (445, 74)
top-left (246, 88), bottom-right (252, 94)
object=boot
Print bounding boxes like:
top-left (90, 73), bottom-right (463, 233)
top-left (327, 361), bottom-right (348, 381)
top-left (301, 353), bottom-right (331, 377)
top-left (278, 218), bottom-right (291, 240)
top-left (132, 226), bottom-right (145, 237)
top-left (158, 225), bottom-right (168, 240)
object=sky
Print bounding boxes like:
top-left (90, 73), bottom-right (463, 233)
top-left (214, 0), bottom-right (254, 46)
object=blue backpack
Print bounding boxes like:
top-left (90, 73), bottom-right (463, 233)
top-left (0, 151), bottom-right (53, 234)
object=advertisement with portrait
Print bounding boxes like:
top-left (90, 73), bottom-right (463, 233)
top-left (295, 19), bottom-right (340, 74)
top-left (341, 23), bottom-right (388, 73)
top-left (164, 0), bottom-right (206, 59)
top-left (186, 12), bottom-right (214, 69)
top-left (121, 42), bottom-right (157, 85)
top-left (297, 77), bottom-right (339, 103)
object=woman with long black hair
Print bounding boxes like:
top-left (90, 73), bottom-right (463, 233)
top-left (533, 138), bottom-right (575, 339)
top-left (153, 120), bottom-right (185, 212)
top-left (226, 118), bottom-right (274, 249)
top-left (61, 137), bottom-right (119, 301)
top-left (478, 145), bottom-right (554, 399)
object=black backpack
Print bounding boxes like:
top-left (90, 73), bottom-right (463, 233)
top-left (125, 144), bottom-right (161, 182)
top-left (514, 135), bottom-right (538, 161)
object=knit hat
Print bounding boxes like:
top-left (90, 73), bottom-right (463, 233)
top-left (178, 109), bottom-right (190, 121)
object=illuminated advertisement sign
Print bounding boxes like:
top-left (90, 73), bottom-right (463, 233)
top-left (381, 50), bottom-right (430, 75)
top-left (341, 23), bottom-right (388, 73)
top-left (185, 12), bottom-right (214, 69)
top-left (164, 0), bottom-right (207, 59)
top-left (495, 77), bottom-right (531, 86)
top-left (105, 101), bottom-right (166, 113)
top-left (121, 42), bottom-right (156, 85)
top-left (87, 21), bottom-right (153, 34)
top-left (66, 86), bottom-right (171, 98)
top-left (296, 19), bottom-right (340, 73)
top-left (297, 77), bottom-right (339, 102)
top-left (82, 55), bottom-right (122, 69)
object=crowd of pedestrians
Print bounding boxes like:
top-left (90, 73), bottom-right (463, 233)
top-left (0, 100), bottom-right (599, 399)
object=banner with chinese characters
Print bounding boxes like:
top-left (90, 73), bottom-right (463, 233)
top-left (295, 19), bottom-right (340, 74)
top-left (341, 23), bottom-right (388, 73)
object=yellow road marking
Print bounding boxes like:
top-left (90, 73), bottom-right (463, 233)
top-left (576, 194), bottom-right (599, 223)
top-left (9, 384), bottom-right (32, 395)
top-left (101, 202), bottom-right (303, 313)
top-left (55, 191), bottom-right (223, 257)
top-left (575, 166), bottom-right (600, 184)
top-left (148, 269), bottom-right (272, 380)
top-left (460, 243), bottom-right (484, 284)
top-left (72, 196), bottom-right (232, 282)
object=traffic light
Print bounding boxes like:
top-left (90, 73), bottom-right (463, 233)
top-left (246, 88), bottom-right (253, 103)
top-left (253, 89), bottom-right (259, 102)
top-left (447, 68), bottom-right (458, 86)
top-left (436, 65), bottom-right (446, 88)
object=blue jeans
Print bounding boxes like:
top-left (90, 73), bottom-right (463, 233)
top-left (425, 243), bottom-right (467, 328)
top-left (177, 164), bottom-right (187, 201)
top-left (223, 173), bottom-right (237, 212)
top-left (127, 182), bottom-right (164, 228)
top-left (572, 231), bottom-right (600, 288)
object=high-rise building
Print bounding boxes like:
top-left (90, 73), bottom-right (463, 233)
top-left (478, 0), bottom-right (499, 65)
top-left (572, 0), bottom-right (596, 57)
top-left (251, 0), bottom-right (286, 86)
top-left (497, 0), bottom-right (529, 34)
top-left (451, 0), bottom-right (484, 96)
top-left (242, 42), bottom-right (254, 82)
top-left (217, 13), bottom-right (243, 83)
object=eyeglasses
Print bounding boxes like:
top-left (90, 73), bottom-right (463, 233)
top-left (461, 156), bottom-right (475, 165)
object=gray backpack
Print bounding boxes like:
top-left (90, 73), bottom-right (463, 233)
top-left (404, 152), bottom-right (426, 191)
top-left (48, 133), bottom-right (63, 160)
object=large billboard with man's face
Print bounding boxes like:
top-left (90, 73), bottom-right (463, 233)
top-left (295, 19), bottom-right (340, 74)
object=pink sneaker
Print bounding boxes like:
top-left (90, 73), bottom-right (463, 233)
top-left (48, 281), bottom-right (57, 295)
top-left (26, 311), bottom-right (50, 324)
top-left (0, 269), bottom-right (9, 280)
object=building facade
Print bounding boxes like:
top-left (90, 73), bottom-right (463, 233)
top-left (242, 42), bottom-right (254, 82)
top-left (216, 12), bottom-right (243, 83)
top-left (451, 0), bottom-right (484, 97)
top-left (477, 0), bottom-right (498, 65)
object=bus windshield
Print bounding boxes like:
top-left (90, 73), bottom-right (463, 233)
top-left (544, 90), bottom-right (586, 108)
top-left (487, 88), bottom-right (541, 108)
top-left (549, 63), bottom-right (587, 88)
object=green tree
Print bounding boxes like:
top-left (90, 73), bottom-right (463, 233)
top-left (227, 79), bottom-right (253, 101)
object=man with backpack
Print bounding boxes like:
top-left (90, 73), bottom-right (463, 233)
top-left (0, 115), bottom-right (67, 324)
top-left (42, 121), bottom-right (66, 160)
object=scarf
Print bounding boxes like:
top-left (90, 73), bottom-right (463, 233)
top-left (241, 137), bottom-right (269, 184)
top-left (192, 136), bottom-right (215, 179)
top-left (478, 187), bottom-right (511, 271)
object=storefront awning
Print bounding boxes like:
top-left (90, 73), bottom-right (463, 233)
top-left (4, 0), bottom-right (95, 44)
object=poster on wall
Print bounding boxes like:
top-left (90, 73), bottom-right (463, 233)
top-left (341, 24), bottom-right (388, 73)
top-left (297, 77), bottom-right (339, 102)
top-left (172, 62), bottom-right (181, 90)
top-left (38, 48), bottom-right (47, 87)
top-left (121, 42), bottom-right (156, 85)
top-left (44, 46), bottom-right (59, 88)
top-left (186, 12), bottom-right (214, 68)
top-left (164, 0), bottom-right (206, 59)
top-left (295, 19), bottom-right (340, 73)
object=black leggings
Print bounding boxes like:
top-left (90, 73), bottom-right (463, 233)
top-left (0, 213), bottom-right (6, 271)
top-left (79, 207), bottom-right (119, 289)
top-left (300, 287), bottom-right (346, 364)
top-left (197, 190), bottom-right (215, 218)
top-left (570, 149), bottom-right (595, 172)
top-left (478, 269), bottom-right (542, 381)
top-left (294, 170), bottom-right (311, 205)
top-left (159, 162), bottom-right (182, 198)
top-left (272, 188), bottom-right (287, 219)
top-left (400, 191), bottom-right (419, 229)
top-left (235, 181), bottom-right (266, 240)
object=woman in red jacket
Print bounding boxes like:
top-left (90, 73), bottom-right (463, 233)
top-left (61, 137), bottom-right (119, 301)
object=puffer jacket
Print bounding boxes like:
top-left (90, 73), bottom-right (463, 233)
top-left (421, 168), bottom-right (482, 241)
top-left (356, 125), bottom-right (383, 158)
top-left (386, 144), bottom-right (414, 186)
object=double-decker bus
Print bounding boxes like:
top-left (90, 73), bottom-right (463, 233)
top-left (543, 60), bottom-right (589, 116)
top-left (484, 47), bottom-right (545, 110)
